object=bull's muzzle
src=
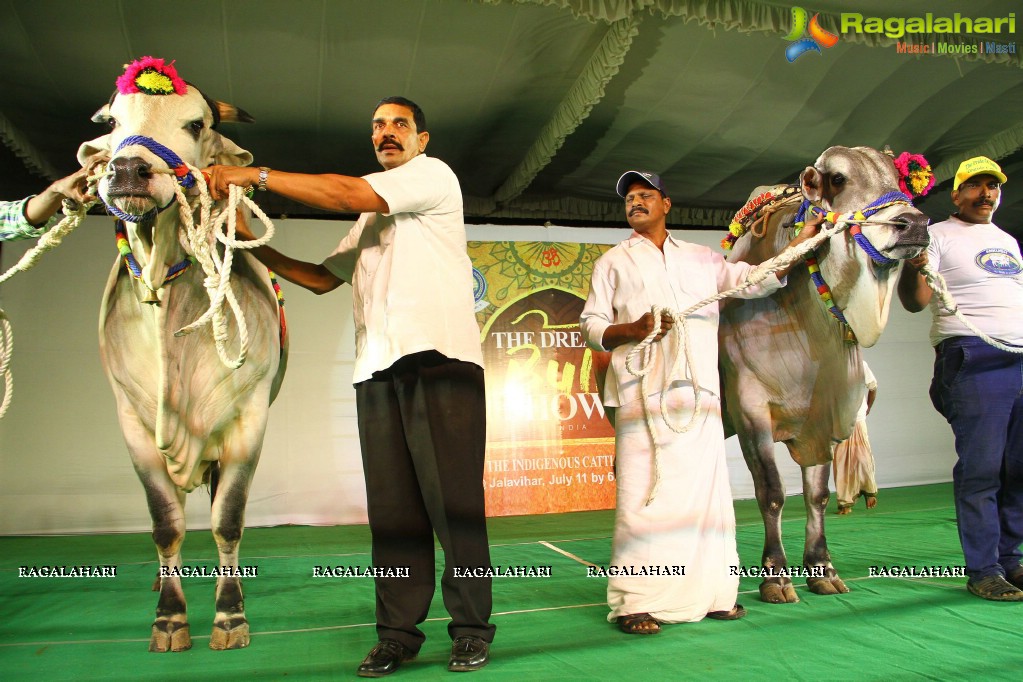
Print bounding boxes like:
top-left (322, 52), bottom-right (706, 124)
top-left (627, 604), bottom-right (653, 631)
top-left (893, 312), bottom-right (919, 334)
top-left (107, 156), bottom-right (155, 196)
top-left (890, 211), bottom-right (930, 246)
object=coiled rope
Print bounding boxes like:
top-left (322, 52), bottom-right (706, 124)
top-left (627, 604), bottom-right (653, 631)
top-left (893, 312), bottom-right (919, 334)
top-left (160, 164), bottom-right (276, 369)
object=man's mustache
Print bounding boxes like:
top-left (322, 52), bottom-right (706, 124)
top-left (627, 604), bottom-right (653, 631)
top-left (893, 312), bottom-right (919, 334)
top-left (974, 200), bottom-right (995, 207)
top-left (629, 207), bottom-right (648, 216)
top-left (377, 139), bottom-right (404, 152)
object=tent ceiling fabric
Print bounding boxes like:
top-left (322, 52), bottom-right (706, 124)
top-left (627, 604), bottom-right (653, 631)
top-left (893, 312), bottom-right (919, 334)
top-left (1, 0), bottom-right (1021, 234)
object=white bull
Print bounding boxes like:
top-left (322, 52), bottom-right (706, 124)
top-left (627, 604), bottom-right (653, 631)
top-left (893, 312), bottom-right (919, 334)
top-left (719, 146), bottom-right (929, 603)
top-left (77, 58), bottom-right (287, 651)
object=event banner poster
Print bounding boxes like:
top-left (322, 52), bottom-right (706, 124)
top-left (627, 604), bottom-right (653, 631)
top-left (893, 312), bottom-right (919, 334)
top-left (469, 241), bottom-right (615, 517)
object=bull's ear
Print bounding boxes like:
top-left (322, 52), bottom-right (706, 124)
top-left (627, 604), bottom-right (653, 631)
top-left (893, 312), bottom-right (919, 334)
top-left (78, 134), bottom-right (111, 166)
top-left (800, 166), bottom-right (823, 202)
top-left (204, 130), bottom-right (253, 167)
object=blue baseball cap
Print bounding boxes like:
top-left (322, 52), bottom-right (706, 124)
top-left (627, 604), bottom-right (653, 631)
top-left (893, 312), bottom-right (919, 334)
top-left (616, 170), bottom-right (668, 198)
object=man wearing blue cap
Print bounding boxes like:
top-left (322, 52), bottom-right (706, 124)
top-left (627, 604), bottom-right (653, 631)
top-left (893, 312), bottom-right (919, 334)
top-left (898, 156), bottom-right (1023, 602)
top-left (580, 171), bottom-right (820, 633)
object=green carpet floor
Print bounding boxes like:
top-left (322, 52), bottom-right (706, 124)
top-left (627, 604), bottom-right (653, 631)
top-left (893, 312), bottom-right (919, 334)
top-left (0, 483), bottom-right (1016, 681)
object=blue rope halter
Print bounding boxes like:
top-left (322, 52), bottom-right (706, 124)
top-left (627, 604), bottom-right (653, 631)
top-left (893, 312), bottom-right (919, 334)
top-left (104, 134), bottom-right (198, 223)
top-left (794, 190), bottom-right (911, 266)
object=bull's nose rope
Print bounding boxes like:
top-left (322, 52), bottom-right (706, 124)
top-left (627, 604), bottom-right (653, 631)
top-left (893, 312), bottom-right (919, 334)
top-left (167, 166), bottom-right (276, 370)
top-left (0, 167), bottom-right (105, 418)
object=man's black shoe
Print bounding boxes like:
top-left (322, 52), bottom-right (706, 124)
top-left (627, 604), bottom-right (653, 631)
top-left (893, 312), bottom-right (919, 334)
top-left (966, 575), bottom-right (1023, 602)
top-left (448, 635), bottom-right (490, 672)
top-left (357, 639), bottom-right (417, 678)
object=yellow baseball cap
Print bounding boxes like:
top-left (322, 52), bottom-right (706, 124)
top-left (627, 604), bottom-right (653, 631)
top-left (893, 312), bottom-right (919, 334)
top-left (953, 156), bottom-right (1007, 191)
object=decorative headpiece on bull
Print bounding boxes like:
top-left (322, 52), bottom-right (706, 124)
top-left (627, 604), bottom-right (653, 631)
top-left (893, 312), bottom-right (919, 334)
top-left (79, 57), bottom-right (287, 652)
top-left (718, 145), bottom-right (929, 604)
top-left (78, 56), bottom-right (254, 303)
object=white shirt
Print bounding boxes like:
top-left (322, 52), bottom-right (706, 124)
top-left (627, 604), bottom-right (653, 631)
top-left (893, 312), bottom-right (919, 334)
top-left (323, 154), bottom-right (483, 383)
top-left (926, 215), bottom-right (1023, 347)
top-left (580, 232), bottom-right (783, 407)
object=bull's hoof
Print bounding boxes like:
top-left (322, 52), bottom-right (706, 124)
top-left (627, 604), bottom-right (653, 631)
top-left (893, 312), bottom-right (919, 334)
top-left (149, 621), bottom-right (191, 652)
top-left (209, 619), bottom-right (250, 650)
top-left (760, 580), bottom-right (799, 604)
top-left (807, 575), bottom-right (850, 595)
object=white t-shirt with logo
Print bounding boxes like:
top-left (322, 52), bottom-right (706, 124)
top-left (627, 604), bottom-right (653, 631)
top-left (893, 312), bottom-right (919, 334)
top-left (323, 154), bottom-right (483, 383)
top-left (926, 214), bottom-right (1023, 347)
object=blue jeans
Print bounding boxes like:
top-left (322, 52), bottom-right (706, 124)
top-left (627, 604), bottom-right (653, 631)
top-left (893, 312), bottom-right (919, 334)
top-left (931, 336), bottom-right (1023, 580)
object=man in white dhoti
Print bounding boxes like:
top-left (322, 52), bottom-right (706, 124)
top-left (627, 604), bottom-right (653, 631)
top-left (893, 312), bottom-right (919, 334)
top-left (580, 171), bottom-right (819, 634)
top-left (834, 362), bottom-right (879, 514)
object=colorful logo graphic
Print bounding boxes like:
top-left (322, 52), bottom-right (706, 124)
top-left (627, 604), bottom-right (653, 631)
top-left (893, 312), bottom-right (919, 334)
top-left (975, 249), bottom-right (1023, 276)
top-left (784, 7), bottom-right (840, 62)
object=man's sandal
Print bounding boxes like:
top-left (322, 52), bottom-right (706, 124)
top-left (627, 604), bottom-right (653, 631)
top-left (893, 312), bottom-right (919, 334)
top-left (706, 604), bottom-right (747, 620)
top-left (617, 613), bottom-right (661, 634)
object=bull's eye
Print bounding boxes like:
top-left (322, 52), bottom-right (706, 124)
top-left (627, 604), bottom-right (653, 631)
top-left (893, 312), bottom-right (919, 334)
top-left (831, 173), bottom-right (846, 187)
top-left (188, 120), bottom-right (204, 136)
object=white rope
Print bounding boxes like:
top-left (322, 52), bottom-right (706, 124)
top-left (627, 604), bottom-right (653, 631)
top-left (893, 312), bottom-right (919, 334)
top-left (0, 170), bottom-right (103, 419)
top-left (920, 263), bottom-right (1023, 354)
top-left (165, 165), bottom-right (276, 370)
top-left (0, 310), bottom-right (13, 419)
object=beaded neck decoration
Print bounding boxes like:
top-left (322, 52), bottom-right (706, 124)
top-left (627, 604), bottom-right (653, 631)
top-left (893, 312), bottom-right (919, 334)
top-left (115, 222), bottom-right (195, 287)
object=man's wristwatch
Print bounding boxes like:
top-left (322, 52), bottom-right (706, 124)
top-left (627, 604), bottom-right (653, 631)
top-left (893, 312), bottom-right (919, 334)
top-left (257, 167), bottom-right (271, 192)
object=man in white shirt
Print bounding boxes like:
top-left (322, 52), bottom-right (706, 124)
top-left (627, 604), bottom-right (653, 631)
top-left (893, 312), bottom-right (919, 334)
top-left (898, 156), bottom-right (1023, 602)
top-left (208, 97), bottom-right (494, 674)
top-left (580, 171), bottom-right (819, 634)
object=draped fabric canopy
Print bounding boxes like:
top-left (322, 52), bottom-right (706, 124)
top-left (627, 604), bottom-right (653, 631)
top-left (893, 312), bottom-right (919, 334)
top-left (1, 0), bottom-right (1021, 233)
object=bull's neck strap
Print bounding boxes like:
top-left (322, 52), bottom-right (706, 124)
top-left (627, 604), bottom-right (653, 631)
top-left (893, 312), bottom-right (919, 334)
top-left (115, 221), bottom-right (195, 286)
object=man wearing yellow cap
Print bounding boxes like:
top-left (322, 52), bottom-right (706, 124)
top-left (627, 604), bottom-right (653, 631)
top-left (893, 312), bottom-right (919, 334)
top-left (898, 156), bottom-right (1023, 602)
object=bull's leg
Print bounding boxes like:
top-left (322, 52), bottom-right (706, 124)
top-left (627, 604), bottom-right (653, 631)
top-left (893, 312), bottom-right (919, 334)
top-left (740, 433), bottom-right (799, 603)
top-left (209, 458), bottom-right (257, 650)
top-left (139, 473), bottom-right (191, 652)
top-left (801, 463), bottom-right (849, 595)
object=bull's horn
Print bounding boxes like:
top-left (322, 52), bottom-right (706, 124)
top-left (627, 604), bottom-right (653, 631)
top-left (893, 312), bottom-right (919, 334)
top-left (216, 101), bottom-right (255, 125)
top-left (91, 103), bottom-right (112, 123)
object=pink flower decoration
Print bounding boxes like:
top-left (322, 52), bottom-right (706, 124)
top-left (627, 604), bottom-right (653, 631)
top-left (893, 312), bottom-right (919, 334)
top-left (116, 56), bottom-right (187, 96)
top-left (892, 152), bottom-right (935, 200)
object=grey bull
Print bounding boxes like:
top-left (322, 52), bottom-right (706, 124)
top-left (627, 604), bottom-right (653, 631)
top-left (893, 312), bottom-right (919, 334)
top-left (77, 59), bottom-right (287, 650)
top-left (719, 146), bottom-right (929, 603)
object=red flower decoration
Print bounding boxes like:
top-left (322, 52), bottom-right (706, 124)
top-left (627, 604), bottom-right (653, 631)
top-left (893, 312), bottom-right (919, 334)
top-left (116, 56), bottom-right (187, 96)
top-left (892, 152), bottom-right (935, 200)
